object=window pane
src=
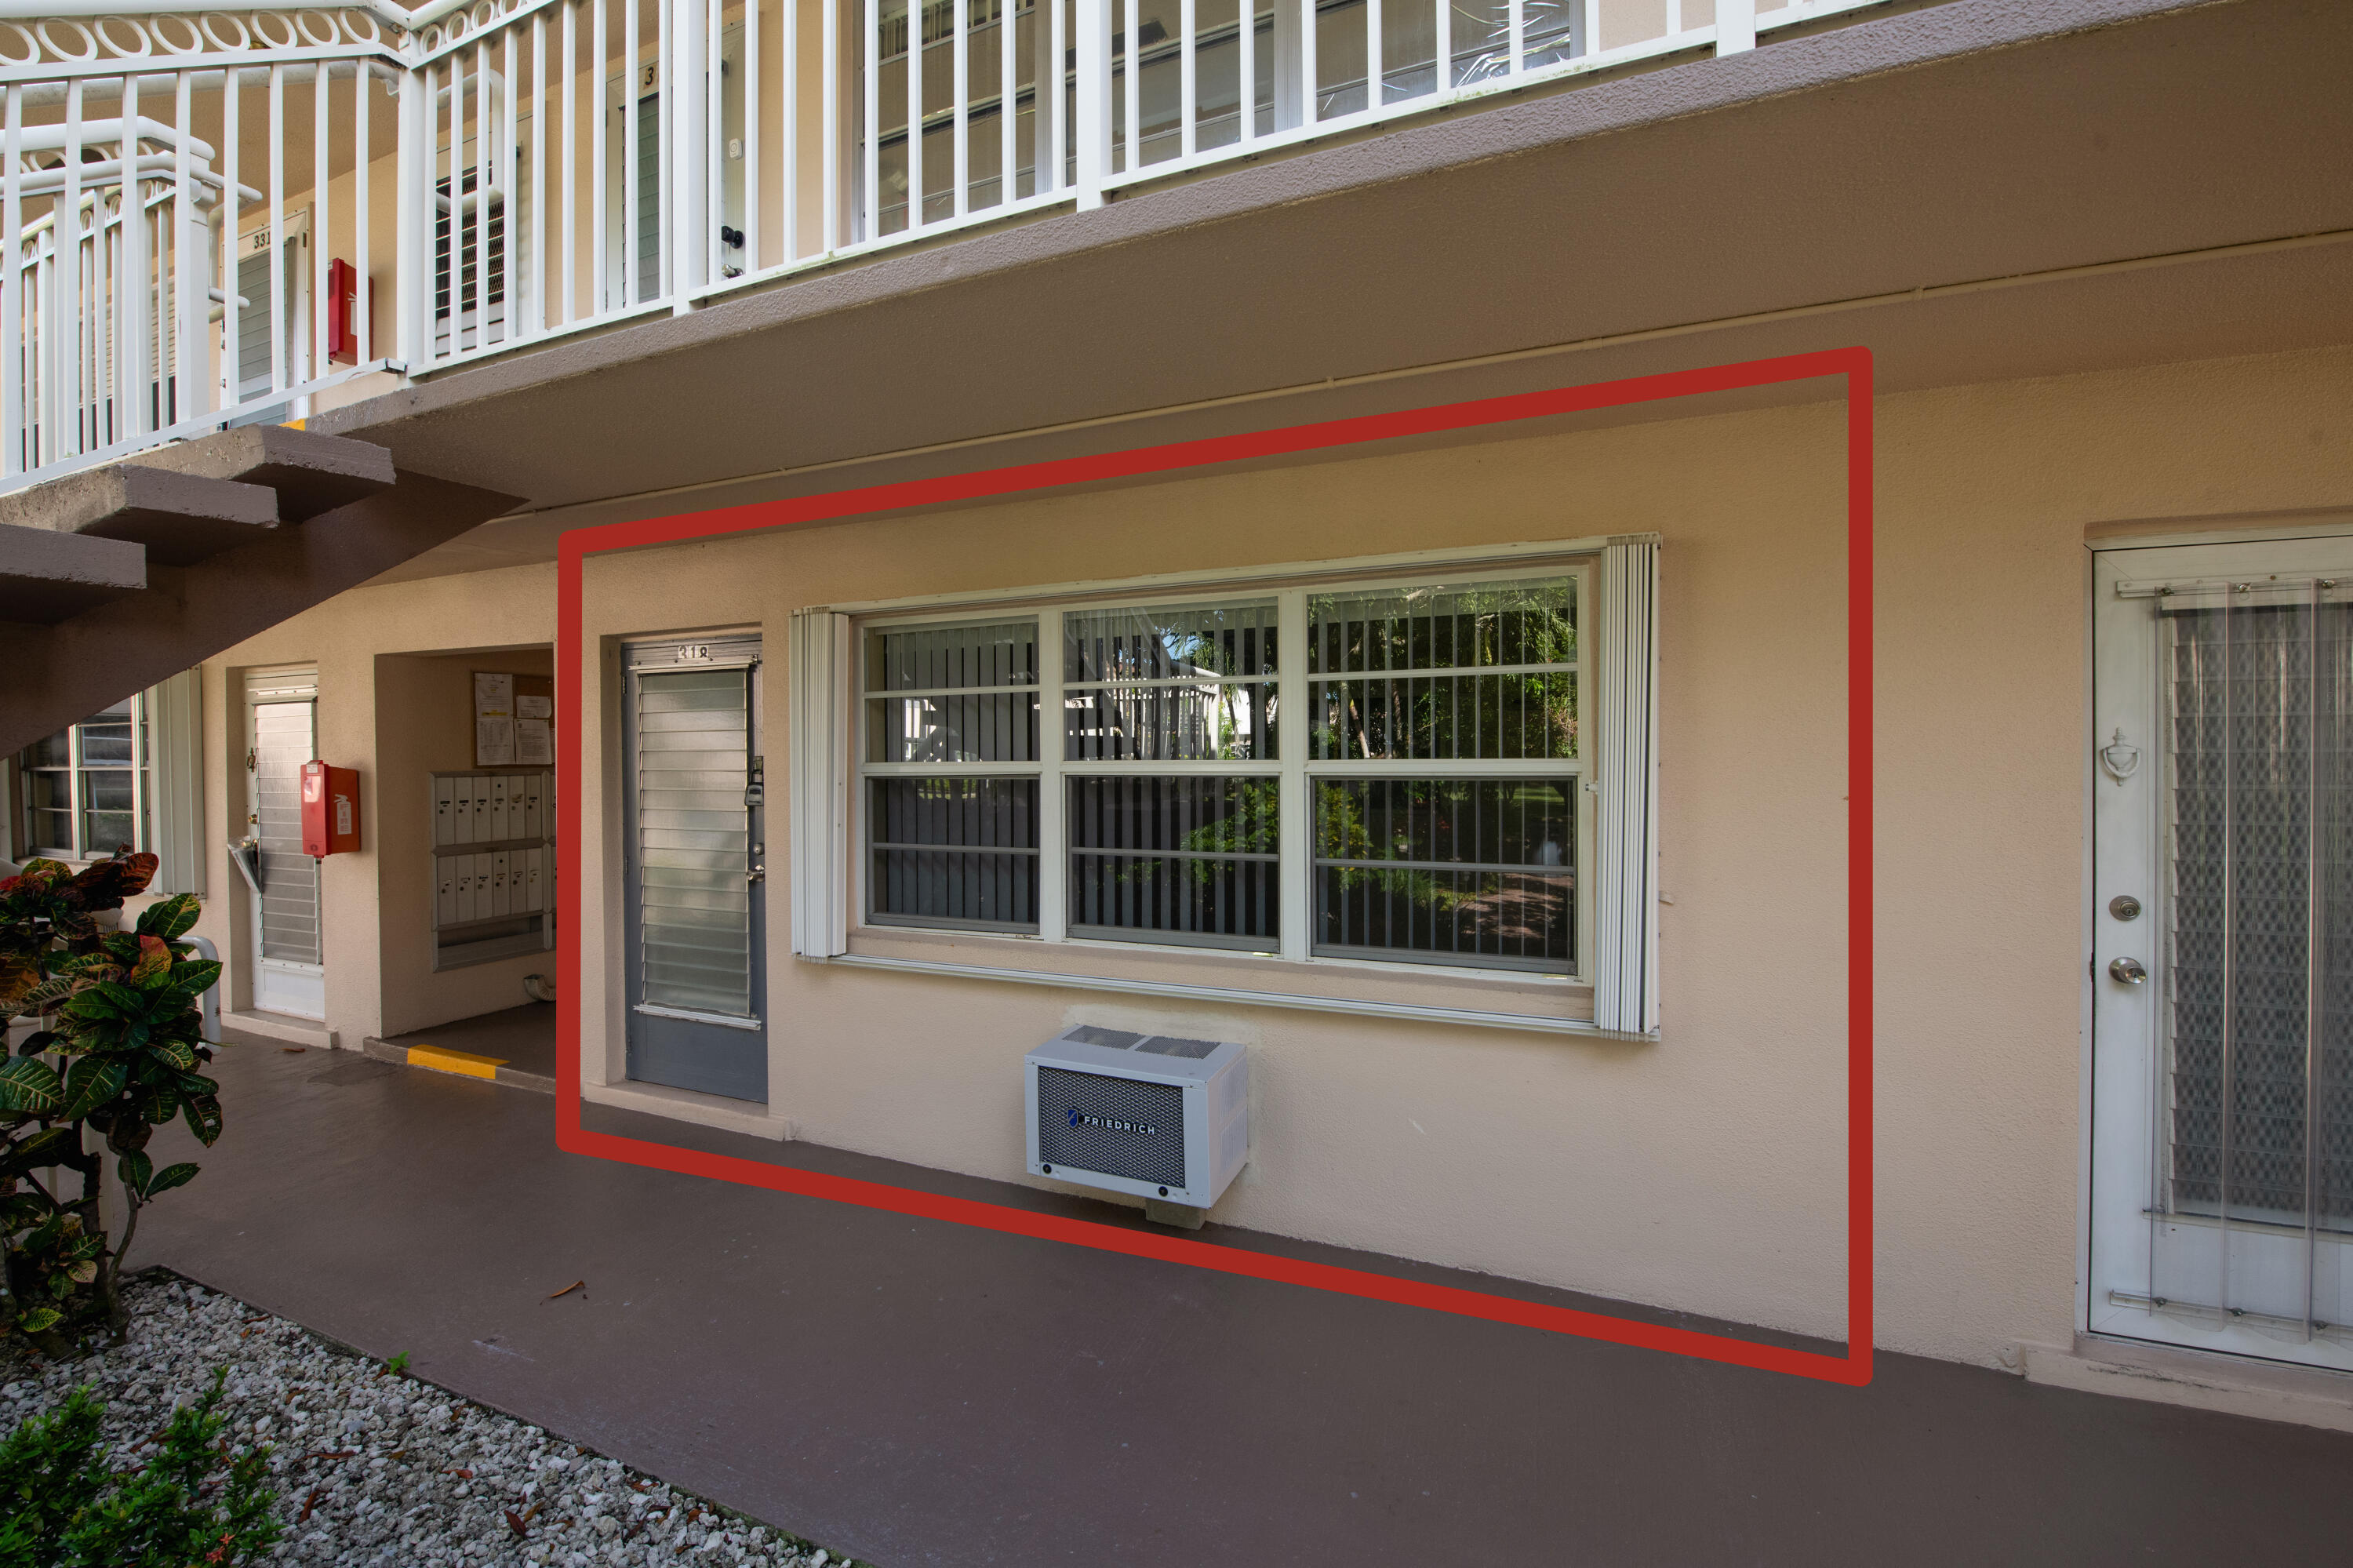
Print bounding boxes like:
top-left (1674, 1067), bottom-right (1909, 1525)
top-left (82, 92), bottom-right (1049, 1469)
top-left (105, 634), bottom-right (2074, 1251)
top-left (1064, 682), bottom-right (1278, 761)
top-left (81, 768), bottom-right (140, 856)
top-left (865, 620), bottom-right (1039, 763)
top-left (1064, 602), bottom-right (1278, 682)
top-left (27, 729), bottom-right (71, 768)
top-left (868, 777), bottom-right (1040, 931)
top-left (1314, 778), bottom-right (1573, 970)
top-left (1068, 776), bottom-right (1279, 948)
top-left (1064, 601), bottom-right (1278, 761)
top-left (1308, 577), bottom-right (1577, 761)
top-left (76, 701), bottom-right (134, 765)
top-left (27, 773), bottom-right (72, 853)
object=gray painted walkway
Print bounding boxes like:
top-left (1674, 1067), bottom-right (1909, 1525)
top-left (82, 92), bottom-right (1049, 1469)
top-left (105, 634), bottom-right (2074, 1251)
top-left (139, 1034), bottom-right (2353, 1566)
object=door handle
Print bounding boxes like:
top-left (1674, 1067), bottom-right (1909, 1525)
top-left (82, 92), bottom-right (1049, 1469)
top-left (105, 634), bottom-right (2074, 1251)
top-left (2108, 956), bottom-right (2147, 986)
top-left (747, 864), bottom-right (765, 886)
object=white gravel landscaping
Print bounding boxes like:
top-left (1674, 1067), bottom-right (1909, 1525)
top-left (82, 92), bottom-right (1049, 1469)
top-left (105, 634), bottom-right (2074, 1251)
top-left (1, 1272), bottom-right (864, 1568)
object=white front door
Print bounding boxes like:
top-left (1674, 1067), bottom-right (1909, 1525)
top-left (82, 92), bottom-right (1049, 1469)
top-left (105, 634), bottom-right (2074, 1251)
top-left (2090, 530), bottom-right (2353, 1371)
top-left (244, 669), bottom-right (326, 1022)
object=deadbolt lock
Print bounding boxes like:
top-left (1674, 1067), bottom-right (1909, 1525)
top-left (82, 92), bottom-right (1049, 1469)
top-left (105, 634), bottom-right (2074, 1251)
top-left (2109, 895), bottom-right (2142, 922)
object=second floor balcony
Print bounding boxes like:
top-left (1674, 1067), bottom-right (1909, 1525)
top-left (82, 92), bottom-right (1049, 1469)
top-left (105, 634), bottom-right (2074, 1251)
top-left (0, 0), bottom-right (1896, 486)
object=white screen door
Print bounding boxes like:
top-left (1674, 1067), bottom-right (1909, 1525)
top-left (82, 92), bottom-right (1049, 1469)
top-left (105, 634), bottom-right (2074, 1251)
top-left (2091, 531), bottom-right (2353, 1371)
top-left (245, 668), bottom-right (325, 1021)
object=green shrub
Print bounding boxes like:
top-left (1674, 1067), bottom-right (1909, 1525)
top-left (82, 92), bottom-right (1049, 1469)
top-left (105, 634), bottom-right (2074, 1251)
top-left (0, 856), bottom-right (226, 1345)
top-left (0, 1368), bottom-right (280, 1566)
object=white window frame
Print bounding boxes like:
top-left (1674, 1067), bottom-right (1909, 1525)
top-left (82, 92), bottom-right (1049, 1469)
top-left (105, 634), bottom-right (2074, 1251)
top-left (19, 693), bottom-right (154, 863)
top-left (791, 535), bottom-right (1662, 1037)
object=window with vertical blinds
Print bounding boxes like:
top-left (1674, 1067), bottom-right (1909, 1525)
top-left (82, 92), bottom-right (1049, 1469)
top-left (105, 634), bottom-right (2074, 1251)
top-left (844, 558), bottom-right (1625, 988)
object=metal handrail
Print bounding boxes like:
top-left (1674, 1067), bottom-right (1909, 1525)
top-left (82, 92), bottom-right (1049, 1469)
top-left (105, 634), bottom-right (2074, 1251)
top-left (185, 933), bottom-right (221, 1044)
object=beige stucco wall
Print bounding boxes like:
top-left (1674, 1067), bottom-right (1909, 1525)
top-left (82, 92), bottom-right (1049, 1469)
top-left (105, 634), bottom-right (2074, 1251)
top-left (559, 341), bottom-right (2353, 1368)
top-left (169, 340), bottom-right (2353, 1373)
top-left (188, 562), bottom-right (558, 1049)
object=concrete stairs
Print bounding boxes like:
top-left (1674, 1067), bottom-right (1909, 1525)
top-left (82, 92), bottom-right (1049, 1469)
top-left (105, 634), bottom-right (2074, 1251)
top-left (0, 427), bottom-right (521, 752)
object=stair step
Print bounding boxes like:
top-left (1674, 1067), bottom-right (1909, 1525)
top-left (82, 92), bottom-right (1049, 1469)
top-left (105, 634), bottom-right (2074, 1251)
top-left (125, 424), bottom-right (395, 522)
top-left (0, 522), bottom-right (144, 624)
top-left (0, 464), bottom-right (278, 566)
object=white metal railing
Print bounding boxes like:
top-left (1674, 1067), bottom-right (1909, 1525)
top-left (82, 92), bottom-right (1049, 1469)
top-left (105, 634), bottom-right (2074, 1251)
top-left (0, 0), bottom-right (1895, 486)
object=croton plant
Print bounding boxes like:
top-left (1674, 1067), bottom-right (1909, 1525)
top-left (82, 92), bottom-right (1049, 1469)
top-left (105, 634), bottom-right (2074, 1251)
top-left (0, 852), bottom-right (223, 1347)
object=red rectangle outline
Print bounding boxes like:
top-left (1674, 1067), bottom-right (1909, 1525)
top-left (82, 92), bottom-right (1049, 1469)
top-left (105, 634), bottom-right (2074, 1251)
top-left (555, 347), bottom-right (1874, 1386)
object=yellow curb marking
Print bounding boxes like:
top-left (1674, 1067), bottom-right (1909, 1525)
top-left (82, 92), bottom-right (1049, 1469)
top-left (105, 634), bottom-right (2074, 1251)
top-left (406, 1045), bottom-right (506, 1079)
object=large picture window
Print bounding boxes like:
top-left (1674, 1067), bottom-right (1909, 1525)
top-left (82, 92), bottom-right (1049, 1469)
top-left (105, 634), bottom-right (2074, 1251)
top-left (849, 566), bottom-right (1589, 977)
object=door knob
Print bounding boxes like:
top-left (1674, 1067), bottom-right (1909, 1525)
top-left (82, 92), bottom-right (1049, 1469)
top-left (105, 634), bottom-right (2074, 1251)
top-left (2108, 956), bottom-right (2147, 985)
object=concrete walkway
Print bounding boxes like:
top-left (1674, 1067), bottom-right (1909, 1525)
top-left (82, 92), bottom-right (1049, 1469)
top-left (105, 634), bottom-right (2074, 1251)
top-left (139, 1035), bottom-right (2353, 1567)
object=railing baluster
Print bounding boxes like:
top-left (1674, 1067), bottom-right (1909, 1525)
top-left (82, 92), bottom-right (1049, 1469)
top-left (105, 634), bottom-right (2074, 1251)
top-left (951, 0), bottom-right (967, 217)
top-left (659, 0), bottom-right (675, 304)
top-left (861, 0), bottom-right (878, 241)
top-left (1433, 0), bottom-right (1447, 93)
top-left (1074, 0), bottom-right (1104, 206)
top-left (60, 79), bottom-right (81, 452)
top-left (221, 64), bottom-right (240, 405)
top-left (1121, 0), bottom-right (1136, 172)
top-left (747, 0), bottom-right (763, 267)
top-left (475, 40), bottom-right (491, 351)
top-left (624, 0), bottom-right (640, 304)
top-left (311, 60), bottom-right (328, 405)
top-left (592, 0), bottom-right (609, 313)
top-left (1299, 0), bottom-right (1315, 126)
top-left (1047, 0), bottom-right (1064, 188)
top-left (268, 60), bottom-right (284, 398)
top-left (820, 0), bottom-right (838, 251)
top-left (1716, 0), bottom-right (1755, 54)
top-left (1239, 0), bottom-right (1253, 140)
top-left (529, 16), bottom-right (545, 337)
top-left (355, 63), bottom-right (372, 366)
top-left (997, 0), bottom-right (1012, 204)
top-left (1364, 0), bottom-right (1378, 109)
top-left (562, 0), bottom-right (577, 325)
top-left (706, 0), bottom-right (722, 289)
top-left (507, 21), bottom-right (523, 340)
top-left (123, 72), bottom-right (149, 438)
top-left (5, 83), bottom-right (22, 475)
top-left (1180, 0), bottom-right (1195, 158)
top-left (905, 0), bottom-right (923, 231)
top-left (1507, 0), bottom-right (1520, 76)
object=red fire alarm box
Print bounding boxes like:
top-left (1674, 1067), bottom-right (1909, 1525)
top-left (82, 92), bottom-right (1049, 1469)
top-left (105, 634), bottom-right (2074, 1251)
top-left (325, 257), bottom-right (360, 364)
top-left (300, 761), bottom-right (362, 858)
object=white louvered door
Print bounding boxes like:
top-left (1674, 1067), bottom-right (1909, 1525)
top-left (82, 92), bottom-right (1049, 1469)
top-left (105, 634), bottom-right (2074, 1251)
top-left (244, 669), bottom-right (325, 1020)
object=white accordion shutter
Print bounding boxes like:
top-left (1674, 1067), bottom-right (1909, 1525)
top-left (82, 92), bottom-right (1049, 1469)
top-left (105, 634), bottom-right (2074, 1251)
top-left (1595, 537), bottom-right (1662, 1035)
top-left (788, 609), bottom-right (853, 958)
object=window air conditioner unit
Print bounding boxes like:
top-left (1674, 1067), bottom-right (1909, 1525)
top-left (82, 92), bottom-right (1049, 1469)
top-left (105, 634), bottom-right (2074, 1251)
top-left (1026, 1026), bottom-right (1249, 1213)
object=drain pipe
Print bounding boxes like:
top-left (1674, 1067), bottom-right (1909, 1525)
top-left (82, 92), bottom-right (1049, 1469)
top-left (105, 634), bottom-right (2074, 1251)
top-left (186, 936), bottom-right (223, 1045)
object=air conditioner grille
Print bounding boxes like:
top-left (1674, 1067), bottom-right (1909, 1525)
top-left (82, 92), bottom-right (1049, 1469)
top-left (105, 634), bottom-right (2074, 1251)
top-left (1036, 1067), bottom-right (1185, 1188)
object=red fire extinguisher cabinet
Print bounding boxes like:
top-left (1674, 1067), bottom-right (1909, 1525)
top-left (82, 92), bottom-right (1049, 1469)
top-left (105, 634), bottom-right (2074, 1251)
top-left (300, 762), bottom-right (362, 858)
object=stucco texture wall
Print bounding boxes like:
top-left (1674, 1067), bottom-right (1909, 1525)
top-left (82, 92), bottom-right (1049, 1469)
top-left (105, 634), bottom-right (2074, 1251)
top-left (565, 343), bottom-right (2353, 1368)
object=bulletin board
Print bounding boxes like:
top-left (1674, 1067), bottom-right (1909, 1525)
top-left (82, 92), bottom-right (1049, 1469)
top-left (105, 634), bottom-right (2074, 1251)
top-left (473, 671), bottom-right (556, 767)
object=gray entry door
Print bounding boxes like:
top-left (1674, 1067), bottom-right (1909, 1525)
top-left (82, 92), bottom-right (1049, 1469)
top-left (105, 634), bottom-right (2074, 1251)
top-left (624, 637), bottom-right (766, 1101)
top-left (245, 670), bottom-right (325, 1020)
